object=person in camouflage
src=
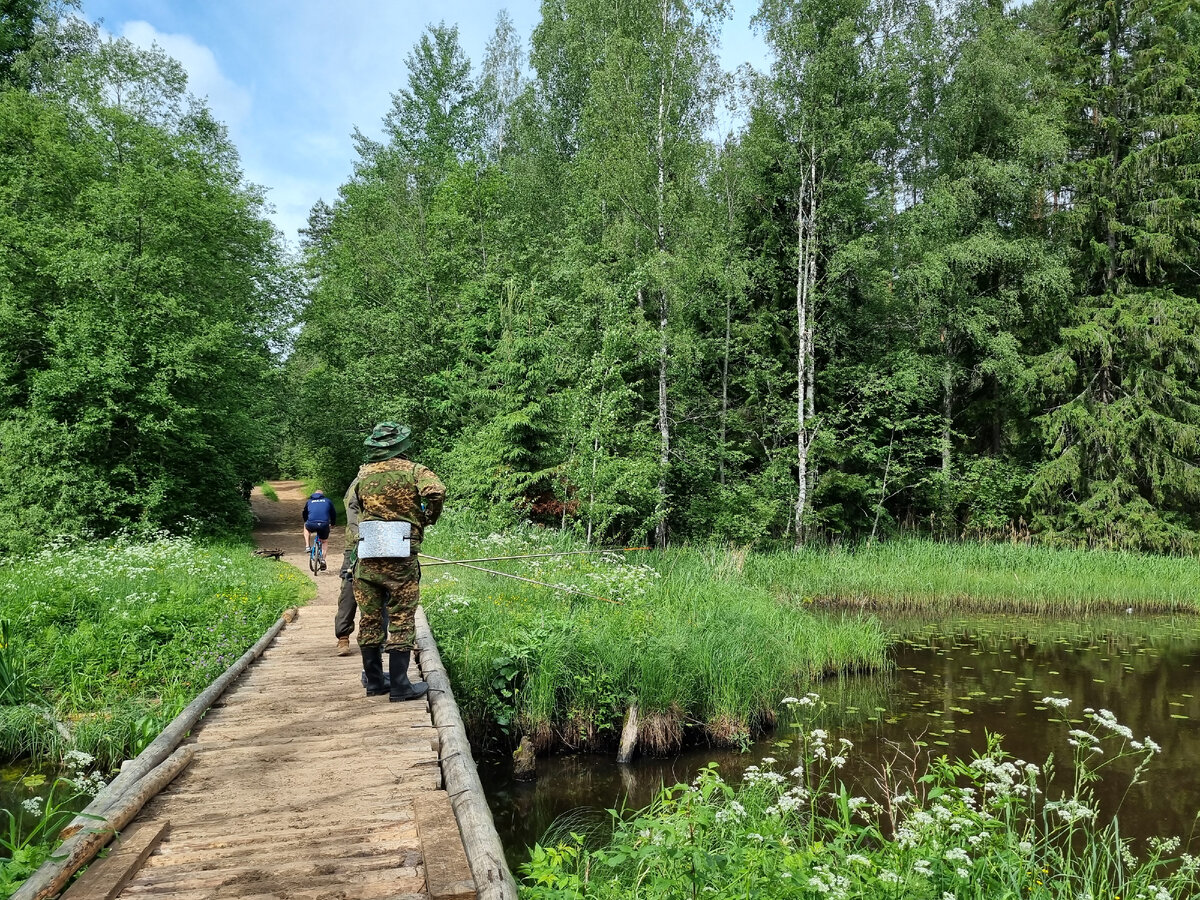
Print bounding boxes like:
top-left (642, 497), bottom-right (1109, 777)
top-left (350, 422), bottom-right (446, 702)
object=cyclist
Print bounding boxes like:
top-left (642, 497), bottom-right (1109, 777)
top-left (302, 489), bottom-right (337, 570)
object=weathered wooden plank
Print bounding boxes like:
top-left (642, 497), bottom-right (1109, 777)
top-left (147, 819), bottom-right (417, 854)
top-left (60, 820), bottom-right (170, 900)
top-left (122, 865), bottom-right (426, 896)
top-left (414, 794), bottom-right (476, 900)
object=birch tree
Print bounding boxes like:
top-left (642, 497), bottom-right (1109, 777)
top-left (757, 0), bottom-right (890, 545)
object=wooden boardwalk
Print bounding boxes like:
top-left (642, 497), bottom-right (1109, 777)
top-left (74, 481), bottom-right (478, 900)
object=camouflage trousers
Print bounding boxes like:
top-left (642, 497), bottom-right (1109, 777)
top-left (354, 555), bottom-right (420, 650)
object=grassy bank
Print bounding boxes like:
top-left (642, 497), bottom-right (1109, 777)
top-left (747, 540), bottom-right (1200, 613)
top-left (519, 696), bottom-right (1196, 900)
top-left (421, 524), bottom-right (889, 753)
top-left (422, 519), bottom-right (1200, 751)
top-left (0, 534), bottom-right (313, 770)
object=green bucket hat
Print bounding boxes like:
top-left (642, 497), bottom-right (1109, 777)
top-left (364, 422), bottom-right (413, 461)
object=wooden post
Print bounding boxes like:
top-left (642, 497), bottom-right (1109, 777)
top-left (415, 607), bottom-right (517, 900)
top-left (617, 704), bottom-right (639, 764)
top-left (512, 736), bottom-right (536, 781)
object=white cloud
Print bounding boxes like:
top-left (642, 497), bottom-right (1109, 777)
top-left (120, 20), bottom-right (252, 127)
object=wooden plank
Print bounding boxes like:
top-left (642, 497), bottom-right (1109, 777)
top-left (121, 866), bottom-right (427, 896)
top-left (61, 821), bottom-right (169, 900)
top-left (414, 794), bottom-right (476, 900)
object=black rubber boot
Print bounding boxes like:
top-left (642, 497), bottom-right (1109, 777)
top-left (388, 650), bottom-right (428, 702)
top-left (361, 646), bottom-right (388, 696)
top-left (361, 670), bottom-right (390, 690)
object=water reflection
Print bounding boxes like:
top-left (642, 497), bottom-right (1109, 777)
top-left (480, 614), bottom-right (1200, 870)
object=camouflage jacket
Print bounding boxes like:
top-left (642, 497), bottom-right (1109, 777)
top-left (350, 458), bottom-right (446, 550)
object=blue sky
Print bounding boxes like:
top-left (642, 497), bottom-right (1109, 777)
top-left (78, 1), bottom-right (770, 247)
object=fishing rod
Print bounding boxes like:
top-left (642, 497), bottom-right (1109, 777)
top-left (419, 547), bottom-right (649, 567)
top-left (418, 552), bottom-right (625, 605)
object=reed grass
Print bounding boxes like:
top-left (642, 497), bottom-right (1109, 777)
top-left (746, 538), bottom-right (1200, 613)
top-left (421, 522), bottom-right (889, 753)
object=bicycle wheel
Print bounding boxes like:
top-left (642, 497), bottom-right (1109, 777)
top-left (309, 541), bottom-right (320, 575)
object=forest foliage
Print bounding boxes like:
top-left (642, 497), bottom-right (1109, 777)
top-left (2, 0), bottom-right (1198, 553)
top-left (0, 2), bottom-right (293, 550)
top-left (286, 0), bottom-right (1200, 552)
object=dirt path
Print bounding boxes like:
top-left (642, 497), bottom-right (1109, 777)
top-left (100, 482), bottom-right (476, 900)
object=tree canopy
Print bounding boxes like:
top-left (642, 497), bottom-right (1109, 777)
top-left (0, 12), bottom-right (292, 548)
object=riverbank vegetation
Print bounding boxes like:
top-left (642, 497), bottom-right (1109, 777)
top-left (422, 523), bottom-right (889, 753)
top-left (518, 696), bottom-right (1198, 900)
top-left (422, 518), bottom-right (1200, 752)
top-left (0, 535), bottom-right (309, 770)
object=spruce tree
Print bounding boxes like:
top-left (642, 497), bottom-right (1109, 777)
top-left (1028, 0), bottom-right (1200, 549)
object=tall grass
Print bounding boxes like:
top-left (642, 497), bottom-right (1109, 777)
top-left (0, 534), bottom-right (313, 769)
top-left (422, 518), bottom-right (1200, 751)
top-left (422, 523), bottom-right (888, 753)
top-left (746, 539), bottom-right (1200, 613)
top-left (519, 695), bottom-right (1199, 900)
top-left (256, 482), bottom-right (279, 502)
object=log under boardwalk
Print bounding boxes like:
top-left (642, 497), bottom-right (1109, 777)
top-left (72, 481), bottom-right (484, 900)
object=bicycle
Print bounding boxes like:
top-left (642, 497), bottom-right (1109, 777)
top-left (308, 534), bottom-right (326, 575)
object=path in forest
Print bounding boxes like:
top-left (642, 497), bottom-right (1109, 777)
top-left (91, 481), bottom-right (476, 900)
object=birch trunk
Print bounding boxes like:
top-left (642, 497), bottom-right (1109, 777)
top-left (793, 175), bottom-right (810, 546)
top-left (587, 435), bottom-right (598, 545)
top-left (941, 337), bottom-right (952, 486)
top-left (653, 5), bottom-right (670, 550)
top-left (720, 289), bottom-right (731, 486)
top-left (805, 198), bottom-right (817, 507)
top-left (794, 152), bottom-right (817, 547)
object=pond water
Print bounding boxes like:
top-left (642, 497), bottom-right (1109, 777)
top-left (0, 762), bottom-right (85, 838)
top-left (480, 614), bottom-right (1200, 870)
